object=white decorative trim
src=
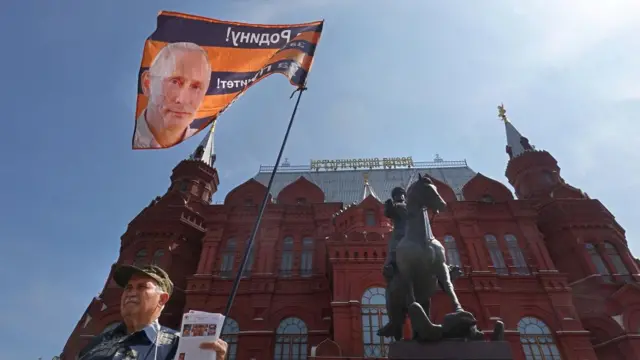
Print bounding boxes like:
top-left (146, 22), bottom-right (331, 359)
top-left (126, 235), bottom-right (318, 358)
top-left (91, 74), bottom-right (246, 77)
top-left (568, 274), bottom-right (599, 286)
top-left (592, 334), bottom-right (640, 348)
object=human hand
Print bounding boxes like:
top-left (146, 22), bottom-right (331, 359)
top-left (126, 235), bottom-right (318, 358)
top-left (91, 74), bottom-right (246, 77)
top-left (199, 338), bottom-right (228, 360)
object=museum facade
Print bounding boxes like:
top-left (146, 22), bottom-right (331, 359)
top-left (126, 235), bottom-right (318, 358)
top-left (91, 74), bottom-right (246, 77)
top-left (61, 116), bottom-right (640, 360)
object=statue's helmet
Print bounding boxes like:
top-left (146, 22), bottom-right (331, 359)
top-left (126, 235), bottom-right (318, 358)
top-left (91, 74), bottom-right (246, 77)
top-left (391, 186), bottom-right (406, 198)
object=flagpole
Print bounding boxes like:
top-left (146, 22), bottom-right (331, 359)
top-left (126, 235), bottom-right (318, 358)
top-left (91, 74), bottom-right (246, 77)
top-left (222, 86), bottom-right (308, 321)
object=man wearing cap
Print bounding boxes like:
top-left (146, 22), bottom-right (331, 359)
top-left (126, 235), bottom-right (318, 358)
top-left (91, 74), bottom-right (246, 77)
top-left (77, 264), bottom-right (228, 360)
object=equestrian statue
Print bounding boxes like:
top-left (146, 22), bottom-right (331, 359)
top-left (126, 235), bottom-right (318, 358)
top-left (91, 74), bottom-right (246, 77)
top-left (377, 174), bottom-right (504, 343)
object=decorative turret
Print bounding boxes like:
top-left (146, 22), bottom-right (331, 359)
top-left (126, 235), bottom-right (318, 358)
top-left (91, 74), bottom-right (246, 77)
top-left (499, 104), bottom-right (577, 200)
top-left (168, 124), bottom-right (220, 203)
top-left (331, 180), bottom-right (388, 233)
top-left (362, 173), bottom-right (379, 201)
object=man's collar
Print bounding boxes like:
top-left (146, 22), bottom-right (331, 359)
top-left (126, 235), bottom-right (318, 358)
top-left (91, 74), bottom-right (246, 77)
top-left (141, 320), bottom-right (160, 344)
top-left (115, 320), bottom-right (161, 344)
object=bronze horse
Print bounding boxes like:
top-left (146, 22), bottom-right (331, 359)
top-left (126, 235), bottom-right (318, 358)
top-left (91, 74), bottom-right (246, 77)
top-left (385, 174), bottom-right (466, 341)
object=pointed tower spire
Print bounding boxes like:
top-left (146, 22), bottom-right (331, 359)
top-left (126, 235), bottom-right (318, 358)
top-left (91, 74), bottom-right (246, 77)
top-left (499, 103), bottom-right (535, 160)
top-left (362, 172), bottom-right (379, 200)
top-left (498, 104), bottom-right (583, 200)
top-left (190, 123), bottom-right (216, 166)
top-left (167, 122), bottom-right (220, 204)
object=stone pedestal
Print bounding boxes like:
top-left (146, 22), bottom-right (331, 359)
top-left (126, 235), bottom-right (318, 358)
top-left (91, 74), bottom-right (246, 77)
top-left (388, 340), bottom-right (513, 360)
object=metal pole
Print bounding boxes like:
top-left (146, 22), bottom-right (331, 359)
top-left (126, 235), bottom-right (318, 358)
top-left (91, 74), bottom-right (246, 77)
top-left (222, 86), bottom-right (307, 323)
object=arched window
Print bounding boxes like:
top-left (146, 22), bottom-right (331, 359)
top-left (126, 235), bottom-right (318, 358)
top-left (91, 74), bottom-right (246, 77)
top-left (242, 239), bottom-right (256, 277)
top-left (152, 249), bottom-right (164, 265)
top-left (221, 318), bottom-right (239, 360)
top-left (220, 238), bottom-right (236, 278)
top-left (300, 237), bottom-right (314, 277)
top-left (484, 235), bottom-right (507, 275)
top-left (280, 237), bottom-right (294, 277)
top-left (274, 317), bottom-right (308, 360)
top-left (365, 210), bottom-right (376, 226)
top-left (541, 171), bottom-right (555, 186)
top-left (505, 234), bottom-right (529, 275)
top-left (443, 235), bottom-right (462, 268)
top-left (180, 180), bottom-right (189, 192)
top-left (604, 242), bottom-right (630, 275)
top-left (361, 287), bottom-right (390, 358)
top-left (518, 317), bottom-right (562, 360)
top-left (585, 243), bottom-right (609, 275)
top-left (134, 249), bottom-right (147, 267)
top-left (480, 194), bottom-right (494, 203)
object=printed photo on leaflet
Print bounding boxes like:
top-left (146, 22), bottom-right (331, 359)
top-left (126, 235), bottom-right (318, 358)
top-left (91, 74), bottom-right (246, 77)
top-left (175, 311), bottom-right (225, 359)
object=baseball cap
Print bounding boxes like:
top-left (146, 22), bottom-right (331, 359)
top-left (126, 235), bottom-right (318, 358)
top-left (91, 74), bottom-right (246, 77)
top-left (113, 264), bottom-right (174, 295)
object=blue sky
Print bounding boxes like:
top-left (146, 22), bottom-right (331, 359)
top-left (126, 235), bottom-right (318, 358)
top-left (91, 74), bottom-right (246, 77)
top-left (2, 0), bottom-right (640, 358)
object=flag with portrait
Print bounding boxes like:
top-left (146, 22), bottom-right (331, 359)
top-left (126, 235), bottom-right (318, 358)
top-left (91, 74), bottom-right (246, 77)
top-left (133, 11), bottom-right (324, 149)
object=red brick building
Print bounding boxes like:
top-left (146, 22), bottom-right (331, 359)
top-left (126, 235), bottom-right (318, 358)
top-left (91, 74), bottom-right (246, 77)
top-left (62, 115), bottom-right (640, 360)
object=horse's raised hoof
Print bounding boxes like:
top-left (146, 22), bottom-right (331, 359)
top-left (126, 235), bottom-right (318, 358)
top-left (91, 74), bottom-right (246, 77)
top-left (408, 302), bottom-right (442, 342)
top-left (376, 322), bottom-right (394, 338)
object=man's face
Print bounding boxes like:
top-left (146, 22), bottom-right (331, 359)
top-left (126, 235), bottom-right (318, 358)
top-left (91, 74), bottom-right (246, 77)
top-left (120, 274), bottom-right (167, 319)
top-left (393, 192), bottom-right (405, 203)
top-left (145, 49), bottom-right (211, 132)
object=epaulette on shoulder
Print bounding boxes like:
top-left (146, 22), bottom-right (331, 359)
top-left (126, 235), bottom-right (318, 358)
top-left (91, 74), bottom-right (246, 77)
top-left (158, 328), bottom-right (180, 345)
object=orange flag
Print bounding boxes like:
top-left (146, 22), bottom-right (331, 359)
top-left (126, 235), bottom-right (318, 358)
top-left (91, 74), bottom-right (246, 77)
top-left (133, 11), bottom-right (324, 150)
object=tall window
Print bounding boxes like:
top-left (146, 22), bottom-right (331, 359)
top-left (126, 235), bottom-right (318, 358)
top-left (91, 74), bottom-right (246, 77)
top-left (485, 235), bottom-right (507, 275)
top-left (280, 237), bottom-right (294, 277)
top-left (365, 210), bottom-right (376, 226)
top-left (220, 238), bottom-right (236, 278)
top-left (443, 235), bottom-right (462, 268)
top-left (300, 238), bottom-right (314, 277)
top-left (134, 250), bottom-right (147, 267)
top-left (505, 234), bottom-right (529, 275)
top-left (585, 243), bottom-right (609, 275)
top-left (361, 287), bottom-right (391, 358)
top-left (604, 242), bottom-right (630, 275)
top-left (242, 239), bottom-right (256, 277)
top-left (518, 317), bottom-right (562, 360)
top-left (220, 318), bottom-right (239, 360)
top-left (152, 249), bottom-right (164, 265)
top-left (274, 317), bottom-right (308, 360)
top-left (180, 180), bottom-right (188, 192)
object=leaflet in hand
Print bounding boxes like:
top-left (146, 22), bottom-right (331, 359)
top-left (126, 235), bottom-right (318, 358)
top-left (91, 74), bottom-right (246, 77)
top-left (175, 311), bottom-right (225, 360)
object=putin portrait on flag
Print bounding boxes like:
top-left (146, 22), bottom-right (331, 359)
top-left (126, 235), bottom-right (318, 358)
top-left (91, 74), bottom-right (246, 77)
top-left (134, 42), bottom-right (212, 149)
